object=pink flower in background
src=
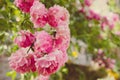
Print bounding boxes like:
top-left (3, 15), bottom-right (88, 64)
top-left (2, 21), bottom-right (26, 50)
top-left (100, 13), bottom-right (119, 30)
top-left (54, 26), bottom-right (70, 50)
top-left (86, 9), bottom-right (101, 20)
top-left (14, 0), bottom-right (35, 13)
top-left (108, 13), bottom-right (119, 29)
top-left (9, 49), bottom-right (36, 73)
top-left (98, 49), bottom-right (104, 55)
top-left (106, 58), bottom-right (116, 69)
top-left (30, 1), bottom-right (48, 28)
top-left (35, 75), bottom-right (50, 80)
top-left (14, 30), bottom-right (35, 48)
top-left (114, 31), bottom-right (120, 36)
top-left (35, 54), bottom-right (59, 76)
top-left (48, 5), bottom-right (70, 27)
top-left (94, 49), bottom-right (116, 69)
top-left (100, 20), bottom-right (108, 30)
top-left (84, 0), bottom-right (94, 6)
top-left (100, 18), bottom-right (113, 30)
top-left (108, 22), bottom-right (114, 30)
top-left (112, 13), bottom-right (119, 22)
top-left (79, 7), bottom-right (85, 13)
top-left (34, 31), bottom-right (53, 53)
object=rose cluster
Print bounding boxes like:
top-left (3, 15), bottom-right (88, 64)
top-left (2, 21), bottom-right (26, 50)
top-left (79, 0), bottom-right (120, 30)
top-left (93, 49), bottom-right (116, 69)
top-left (9, 0), bottom-right (70, 80)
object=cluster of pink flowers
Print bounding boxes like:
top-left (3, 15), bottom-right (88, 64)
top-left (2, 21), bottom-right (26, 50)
top-left (9, 0), bottom-right (70, 80)
top-left (93, 49), bottom-right (116, 69)
top-left (85, 9), bottom-right (101, 20)
top-left (79, 0), bottom-right (101, 20)
top-left (30, 1), bottom-right (70, 28)
top-left (100, 13), bottom-right (119, 30)
top-left (14, 0), bottom-right (70, 28)
top-left (79, 0), bottom-right (120, 30)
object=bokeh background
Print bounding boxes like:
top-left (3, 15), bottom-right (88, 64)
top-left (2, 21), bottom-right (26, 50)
top-left (0, 0), bottom-right (120, 80)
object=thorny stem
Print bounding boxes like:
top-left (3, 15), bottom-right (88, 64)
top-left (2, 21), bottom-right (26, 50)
top-left (53, 31), bottom-right (57, 37)
top-left (27, 42), bottom-right (34, 53)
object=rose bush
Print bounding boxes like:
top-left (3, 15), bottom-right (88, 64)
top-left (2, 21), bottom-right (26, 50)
top-left (8, 0), bottom-right (70, 80)
top-left (0, 0), bottom-right (120, 80)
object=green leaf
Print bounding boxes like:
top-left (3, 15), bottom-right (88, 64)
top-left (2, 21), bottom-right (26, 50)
top-left (6, 71), bottom-right (17, 80)
top-left (0, 10), bottom-right (9, 18)
top-left (0, 32), bottom-right (5, 40)
top-left (0, 19), bottom-right (9, 31)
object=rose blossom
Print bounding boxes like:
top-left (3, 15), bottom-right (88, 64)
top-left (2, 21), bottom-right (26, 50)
top-left (84, 0), bottom-right (94, 6)
top-left (14, 0), bottom-right (35, 13)
top-left (30, 1), bottom-right (48, 28)
top-left (114, 31), bottom-right (120, 36)
top-left (54, 26), bottom-right (70, 51)
top-left (106, 58), bottom-right (116, 69)
top-left (94, 49), bottom-right (116, 69)
top-left (34, 31), bottom-right (53, 53)
top-left (56, 50), bottom-right (68, 66)
top-left (9, 48), bottom-right (36, 73)
top-left (47, 5), bottom-right (70, 27)
top-left (14, 30), bottom-right (35, 48)
top-left (100, 17), bottom-right (113, 30)
top-left (86, 9), bottom-right (101, 20)
top-left (100, 13), bottom-right (119, 30)
top-left (49, 49), bottom-right (68, 66)
top-left (35, 54), bottom-right (59, 76)
top-left (35, 49), bottom-right (67, 76)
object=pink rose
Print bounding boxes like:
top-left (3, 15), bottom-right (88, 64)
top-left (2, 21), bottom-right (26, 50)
top-left (48, 5), bottom-right (70, 27)
top-left (9, 49), bottom-right (36, 73)
top-left (98, 49), bottom-right (104, 55)
top-left (34, 31), bottom-right (53, 53)
top-left (112, 13), bottom-right (119, 22)
top-left (100, 17), bottom-right (113, 30)
top-left (108, 13), bottom-right (119, 29)
top-left (35, 54), bottom-right (59, 76)
top-left (54, 26), bottom-right (70, 51)
top-left (100, 20), bottom-right (108, 30)
top-left (86, 9), bottom-right (101, 20)
top-left (94, 50), bottom-right (116, 69)
top-left (84, 0), bottom-right (94, 6)
top-left (114, 31), bottom-right (120, 36)
top-left (30, 1), bottom-right (48, 28)
top-left (14, 30), bottom-right (35, 48)
top-left (79, 7), bottom-right (85, 13)
top-left (101, 13), bottom-right (119, 30)
top-left (14, 0), bottom-right (35, 13)
top-left (35, 49), bottom-right (67, 76)
top-left (49, 49), bottom-right (68, 66)
top-left (106, 58), bottom-right (116, 69)
top-left (54, 50), bottom-right (68, 66)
